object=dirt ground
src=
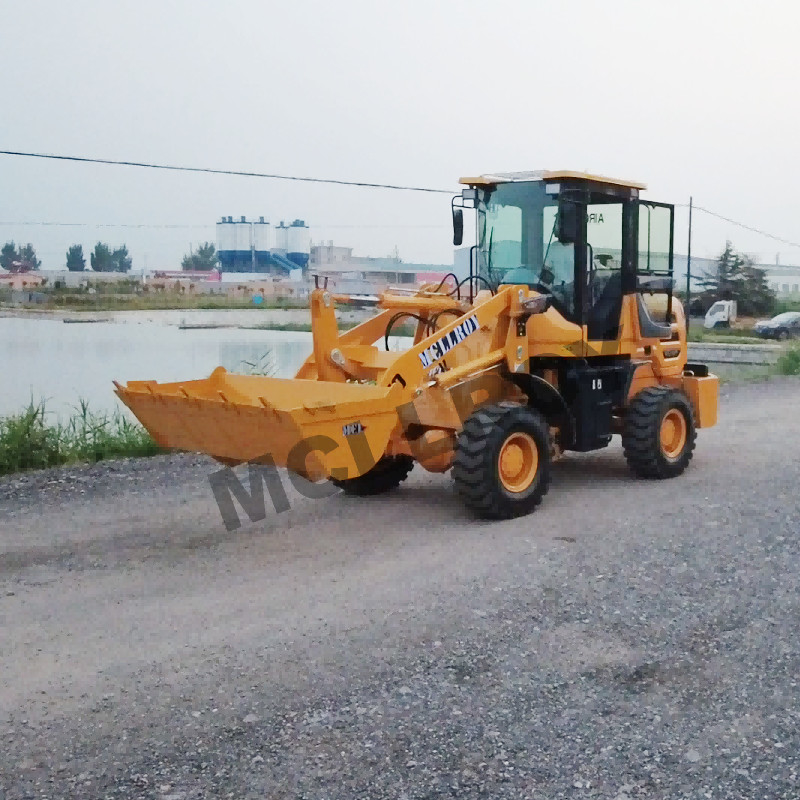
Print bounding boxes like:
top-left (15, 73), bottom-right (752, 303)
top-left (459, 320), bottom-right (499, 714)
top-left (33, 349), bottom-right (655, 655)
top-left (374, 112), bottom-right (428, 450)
top-left (1, 378), bottom-right (799, 799)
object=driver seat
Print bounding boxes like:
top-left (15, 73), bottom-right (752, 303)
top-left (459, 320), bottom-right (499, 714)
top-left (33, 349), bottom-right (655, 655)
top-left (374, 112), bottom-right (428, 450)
top-left (587, 272), bottom-right (622, 340)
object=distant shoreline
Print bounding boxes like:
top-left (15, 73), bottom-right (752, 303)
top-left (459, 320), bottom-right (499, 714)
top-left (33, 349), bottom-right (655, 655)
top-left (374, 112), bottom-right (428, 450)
top-left (0, 305), bottom-right (373, 330)
top-left (0, 306), bottom-right (283, 319)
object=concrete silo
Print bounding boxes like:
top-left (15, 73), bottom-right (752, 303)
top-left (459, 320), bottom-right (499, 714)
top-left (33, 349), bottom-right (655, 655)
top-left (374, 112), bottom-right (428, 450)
top-left (273, 221), bottom-right (289, 256)
top-left (287, 220), bottom-right (310, 269)
top-left (233, 216), bottom-right (253, 272)
top-left (216, 215), bottom-right (310, 273)
top-left (253, 216), bottom-right (272, 271)
top-left (216, 216), bottom-right (237, 271)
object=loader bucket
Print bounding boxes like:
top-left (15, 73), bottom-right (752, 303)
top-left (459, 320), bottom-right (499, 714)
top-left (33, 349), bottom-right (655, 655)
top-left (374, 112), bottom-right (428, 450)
top-left (115, 367), bottom-right (404, 481)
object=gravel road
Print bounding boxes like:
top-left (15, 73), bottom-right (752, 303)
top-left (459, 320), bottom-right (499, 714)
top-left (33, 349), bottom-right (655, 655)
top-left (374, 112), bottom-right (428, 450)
top-left (1, 378), bottom-right (799, 799)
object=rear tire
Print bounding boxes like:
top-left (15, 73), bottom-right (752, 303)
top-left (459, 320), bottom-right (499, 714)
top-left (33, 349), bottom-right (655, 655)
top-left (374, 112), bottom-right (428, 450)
top-left (623, 386), bottom-right (696, 479)
top-left (331, 455), bottom-right (414, 496)
top-left (453, 403), bottom-right (551, 520)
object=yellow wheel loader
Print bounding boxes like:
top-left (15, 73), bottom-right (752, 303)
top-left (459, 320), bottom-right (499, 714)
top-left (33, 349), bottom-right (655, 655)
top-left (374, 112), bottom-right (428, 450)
top-left (115, 170), bottom-right (718, 519)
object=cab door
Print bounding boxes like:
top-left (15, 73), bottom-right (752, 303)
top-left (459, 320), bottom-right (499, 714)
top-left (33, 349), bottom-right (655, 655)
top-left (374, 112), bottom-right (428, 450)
top-left (583, 198), bottom-right (628, 346)
top-left (635, 201), bottom-right (675, 327)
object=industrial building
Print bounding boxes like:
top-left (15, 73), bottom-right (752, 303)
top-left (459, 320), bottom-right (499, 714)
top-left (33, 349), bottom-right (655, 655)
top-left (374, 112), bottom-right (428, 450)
top-left (307, 242), bottom-right (456, 294)
top-left (216, 216), bottom-right (310, 273)
top-left (765, 264), bottom-right (800, 297)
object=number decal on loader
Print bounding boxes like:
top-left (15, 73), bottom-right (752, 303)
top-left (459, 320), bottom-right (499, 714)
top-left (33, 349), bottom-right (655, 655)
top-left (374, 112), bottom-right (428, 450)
top-left (342, 421), bottom-right (365, 437)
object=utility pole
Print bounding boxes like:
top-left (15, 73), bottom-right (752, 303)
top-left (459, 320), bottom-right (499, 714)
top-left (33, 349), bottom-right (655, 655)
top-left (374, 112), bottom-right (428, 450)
top-left (686, 196), bottom-right (693, 333)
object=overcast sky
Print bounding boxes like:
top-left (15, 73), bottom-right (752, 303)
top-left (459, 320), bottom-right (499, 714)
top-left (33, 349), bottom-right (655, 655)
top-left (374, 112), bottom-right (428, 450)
top-left (2, 0), bottom-right (799, 270)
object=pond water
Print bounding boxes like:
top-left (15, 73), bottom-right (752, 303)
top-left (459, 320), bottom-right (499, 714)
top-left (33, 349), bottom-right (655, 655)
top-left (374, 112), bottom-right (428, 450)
top-left (1, 312), bottom-right (403, 420)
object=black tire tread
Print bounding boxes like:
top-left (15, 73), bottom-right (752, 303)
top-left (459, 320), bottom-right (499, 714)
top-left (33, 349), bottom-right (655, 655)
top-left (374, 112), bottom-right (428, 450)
top-left (331, 455), bottom-right (414, 496)
top-left (453, 403), bottom-right (551, 520)
top-left (622, 386), bottom-right (697, 479)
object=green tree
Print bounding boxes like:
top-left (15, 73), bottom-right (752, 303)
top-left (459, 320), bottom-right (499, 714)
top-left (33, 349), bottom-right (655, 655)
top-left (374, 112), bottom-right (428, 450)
top-left (90, 242), bottom-right (114, 272)
top-left (699, 241), bottom-right (776, 316)
top-left (1, 242), bottom-right (40, 272)
top-left (738, 261), bottom-right (776, 316)
top-left (698, 241), bottom-right (742, 299)
top-left (181, 242), bottom-right (218, 271)
top-left (1, 242), bottom-right (17, 272)
top-left (17, 244), bottom-right (41, 270)
top-left (66, 244), bottom-right (86, 272)
top-left (111, 245), bottom-right (132, 273)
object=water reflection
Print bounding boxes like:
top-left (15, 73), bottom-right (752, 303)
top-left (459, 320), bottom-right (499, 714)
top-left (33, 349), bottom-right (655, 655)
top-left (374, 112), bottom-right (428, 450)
top-left (219, 340), bottom-right (309, 376)
top-left (1, 315), bottom-right (408, 420)
top-left (1, 316), bottom-right (313, 419)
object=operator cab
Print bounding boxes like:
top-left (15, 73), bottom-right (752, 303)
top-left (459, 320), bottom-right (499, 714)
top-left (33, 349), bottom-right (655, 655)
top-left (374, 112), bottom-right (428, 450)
top-left (453, 170), bottom-right (674, 342)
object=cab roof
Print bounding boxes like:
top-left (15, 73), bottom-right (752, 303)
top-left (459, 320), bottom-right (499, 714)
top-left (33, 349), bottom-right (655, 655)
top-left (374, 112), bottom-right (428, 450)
top-left (458, 170), bottom-right (647, 191)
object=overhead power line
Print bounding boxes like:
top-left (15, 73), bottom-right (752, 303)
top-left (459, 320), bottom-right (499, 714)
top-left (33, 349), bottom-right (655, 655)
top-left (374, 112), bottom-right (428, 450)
top-left (2, 207), bottom-right (796, 247)
top-left (0, 149), bottom-right (452, 195)
top-left (690, 204), bottom-right (800, 249)
top-left (0, 221), bottom-right (210, 229)
top-left (0, 221), bottom-right (447, 230)
top-left (2, 148), bottom-right (798, 248)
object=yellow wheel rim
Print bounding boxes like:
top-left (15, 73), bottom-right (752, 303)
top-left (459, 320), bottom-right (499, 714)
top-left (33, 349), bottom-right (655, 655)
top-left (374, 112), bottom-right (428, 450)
top-left (498, 432), bottom-right (539, 493)
top-left (660, 408), bottom-right (687, 460)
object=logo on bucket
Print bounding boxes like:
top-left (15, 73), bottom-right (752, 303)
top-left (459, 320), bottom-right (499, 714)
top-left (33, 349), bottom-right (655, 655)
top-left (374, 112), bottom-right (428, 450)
top-left (418, 315), bottom-right (479, 369)
top-left (342, 421), bottom-right (365, 437)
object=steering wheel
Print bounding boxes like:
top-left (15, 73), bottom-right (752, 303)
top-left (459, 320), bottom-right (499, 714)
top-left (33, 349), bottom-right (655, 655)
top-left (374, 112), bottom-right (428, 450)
top-left (531, 265), bottom-right (555, 295)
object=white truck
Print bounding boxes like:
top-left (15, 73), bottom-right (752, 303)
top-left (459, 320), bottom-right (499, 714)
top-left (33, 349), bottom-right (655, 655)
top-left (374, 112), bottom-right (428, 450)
top-left (704, 300), bottom-right (737, 329)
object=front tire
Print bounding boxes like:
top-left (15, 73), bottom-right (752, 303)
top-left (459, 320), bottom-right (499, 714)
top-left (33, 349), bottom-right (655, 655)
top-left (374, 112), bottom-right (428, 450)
top-left (453, 403), bottom-right (551, 519)
top-left (331, 455), bottom-right (414, 496)
top-left (623, 387), bottom-right (697, 479)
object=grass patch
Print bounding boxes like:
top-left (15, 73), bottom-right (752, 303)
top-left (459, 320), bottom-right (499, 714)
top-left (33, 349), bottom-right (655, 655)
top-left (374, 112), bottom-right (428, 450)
top-left (687, 327), bottom-right (764, 344)
top-left (712, 364), bottom-right (776, 384)
top-left (776, 346), bottom-right (800, 376)
top-left (247, 321), bottom-right (361, 333)
top-left (0, 400), bottom-right (162, 476)
top-left (4, 290), bottom-right (309, 312)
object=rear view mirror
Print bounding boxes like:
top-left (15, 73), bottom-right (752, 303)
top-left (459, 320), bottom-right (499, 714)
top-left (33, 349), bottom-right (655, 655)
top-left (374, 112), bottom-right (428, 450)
top-left (556, 199), bottom-right (579, 244)
top-left (452, 207), bottom-right (464, 246)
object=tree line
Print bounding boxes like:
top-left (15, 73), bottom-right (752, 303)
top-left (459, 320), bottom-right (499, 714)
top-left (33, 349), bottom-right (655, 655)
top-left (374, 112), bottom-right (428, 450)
top-left (66, 243), bottom-right (132, 272)
top-left (67, 241), bottom-right (218, 272)
top-left (1, 236), bottom-right (777, 316)
top-left (66, 241), bottom-right (218, 272)
top-left (0, 241), bottom-right (134, 272)
top-left (1, 240), bottom-right (218, 273)
top-left (1, 242), bottom-right (42, 272)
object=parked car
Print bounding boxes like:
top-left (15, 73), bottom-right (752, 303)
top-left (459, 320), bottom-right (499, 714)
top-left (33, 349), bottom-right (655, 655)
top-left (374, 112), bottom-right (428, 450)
top-left (753, 311), bottom-right (800, 340)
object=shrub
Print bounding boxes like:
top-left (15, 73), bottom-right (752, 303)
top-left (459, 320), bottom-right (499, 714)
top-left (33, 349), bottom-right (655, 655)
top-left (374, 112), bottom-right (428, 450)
top-left (0, 400), bottom-right (162, 476)
top-left (0, 403), bottom-right (63, 473)
top-left (776, 346), bottom-right (800, 376)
